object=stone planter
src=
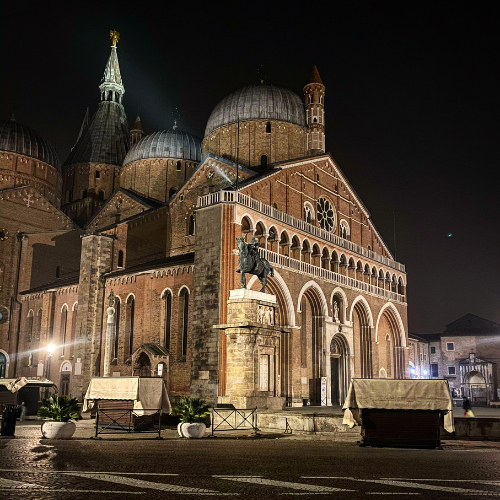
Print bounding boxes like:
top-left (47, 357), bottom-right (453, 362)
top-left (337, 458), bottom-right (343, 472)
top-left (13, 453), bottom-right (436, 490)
top-left (41, 421), bottom-right (76, 439)
top-left (177, 422), bottom-right (206, 438)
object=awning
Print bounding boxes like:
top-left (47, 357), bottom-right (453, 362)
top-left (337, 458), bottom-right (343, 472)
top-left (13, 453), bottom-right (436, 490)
top-left (0, 377), bottom-right (55, 392)
top-left (83, 377), bottom-right (171, 415)
top-left (342, 379), bottom-right (454, 433)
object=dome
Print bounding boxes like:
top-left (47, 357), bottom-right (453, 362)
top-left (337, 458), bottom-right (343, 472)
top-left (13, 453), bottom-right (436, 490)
top-left (123, 129), bottom-right (202, 166)
top-left (0, 118), bottom-right (60, 169)
top-left (204, 85), bottom-right (306, 137)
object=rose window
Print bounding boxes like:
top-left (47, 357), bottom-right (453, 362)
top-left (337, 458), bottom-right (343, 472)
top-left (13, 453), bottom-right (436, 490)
top-left (316, 198), bottom-right (335, 232)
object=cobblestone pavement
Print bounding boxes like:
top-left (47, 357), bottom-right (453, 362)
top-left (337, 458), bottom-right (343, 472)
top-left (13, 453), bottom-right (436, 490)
top-left (1, 425), bottom-right (500, 499)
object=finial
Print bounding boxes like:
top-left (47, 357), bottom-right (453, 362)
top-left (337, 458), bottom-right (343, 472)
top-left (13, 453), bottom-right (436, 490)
top-left (257, 65), bottom-right (266, 85)
top-left (110, 30), bottom-right (120, 47)
top-left (173, 120), bottom-right (178, 130)
top-left (108, 290), bottom-right (115, 307)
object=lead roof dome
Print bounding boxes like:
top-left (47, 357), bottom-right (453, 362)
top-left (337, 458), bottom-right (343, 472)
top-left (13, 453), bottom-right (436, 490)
top-left (204, 85), bottom-right (306, 137)
top-left (0, 119), bottom-right (60, 169)
top-left (123, 129), bottom-right (202, 166)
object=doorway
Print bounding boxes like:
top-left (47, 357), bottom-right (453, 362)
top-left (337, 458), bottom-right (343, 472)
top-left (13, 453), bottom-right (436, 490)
top-left (330, 334), bottom-right (350, 406)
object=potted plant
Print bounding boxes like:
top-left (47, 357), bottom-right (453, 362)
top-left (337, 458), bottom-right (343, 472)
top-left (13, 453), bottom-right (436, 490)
top-left (172, 396), bottom-right (210, 438)
top-left (38, 395), bottom-right (80, 439)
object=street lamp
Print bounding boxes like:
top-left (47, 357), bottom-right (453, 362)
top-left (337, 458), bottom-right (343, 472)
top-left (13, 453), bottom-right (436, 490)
top-left (423, 369), bottom-right (428, 378)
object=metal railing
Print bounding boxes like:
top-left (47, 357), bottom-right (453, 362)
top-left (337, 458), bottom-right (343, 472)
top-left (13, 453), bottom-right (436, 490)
top-left (92, 404), bottom-right (163, 439)
top-left (197, 190), bottom-right (405, 272)
top-left (259, 247), bottom-right (405, 303)
top-left (211, 408), bottom-right (258, 436)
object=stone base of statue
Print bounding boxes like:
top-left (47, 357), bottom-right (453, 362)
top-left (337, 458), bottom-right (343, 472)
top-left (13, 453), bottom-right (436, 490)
top-left (214, 289), bottom-right (286, 410)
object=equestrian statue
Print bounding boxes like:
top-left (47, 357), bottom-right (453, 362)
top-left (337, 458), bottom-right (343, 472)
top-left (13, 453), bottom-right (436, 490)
top-left (236, 236), bottom-right (274, 293)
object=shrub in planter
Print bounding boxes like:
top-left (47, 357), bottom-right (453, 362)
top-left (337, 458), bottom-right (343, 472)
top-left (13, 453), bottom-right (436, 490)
top-left (38, 395), bottom-right (80, 439)
top-left (172, 397), bottom-right (210, 438)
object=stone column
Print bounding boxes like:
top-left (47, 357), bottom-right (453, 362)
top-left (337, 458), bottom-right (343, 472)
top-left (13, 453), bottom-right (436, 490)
top-left (103, 305), bottom-right (115, 377)
top-left (214, 289), bottom-right (286, 410)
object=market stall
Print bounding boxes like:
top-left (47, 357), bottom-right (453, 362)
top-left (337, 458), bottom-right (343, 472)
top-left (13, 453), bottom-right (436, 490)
top-left (83, 377), bottom-right (171, 438)
top-left (342, 378), bottom-right (454, 448)
top-left (0, 377), bottom-right (55, 417)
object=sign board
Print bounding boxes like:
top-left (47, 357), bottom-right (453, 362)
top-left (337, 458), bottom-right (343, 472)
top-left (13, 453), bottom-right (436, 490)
top-left (321, 377), bottom-right (327, 406)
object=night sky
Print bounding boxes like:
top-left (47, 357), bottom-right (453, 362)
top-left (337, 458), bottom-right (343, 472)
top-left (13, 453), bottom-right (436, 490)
top-left (1, 2), bottom-right (498, 333)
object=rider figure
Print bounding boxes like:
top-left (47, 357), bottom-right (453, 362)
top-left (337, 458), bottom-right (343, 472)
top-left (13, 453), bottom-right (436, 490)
top-left (248, 237), bottom-right (261, 261)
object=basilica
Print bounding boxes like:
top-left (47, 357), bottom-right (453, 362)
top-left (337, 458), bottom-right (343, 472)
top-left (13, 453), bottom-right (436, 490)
top-left (0, 32), bottom-right (408, 408)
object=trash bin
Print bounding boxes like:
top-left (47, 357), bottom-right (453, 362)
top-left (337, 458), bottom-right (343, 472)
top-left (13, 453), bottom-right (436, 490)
top-left (1, 405), bottom-right (21, 436)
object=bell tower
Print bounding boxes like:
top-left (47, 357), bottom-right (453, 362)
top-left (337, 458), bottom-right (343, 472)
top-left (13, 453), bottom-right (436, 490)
top-left (304, 65), bottom-right (325, 155)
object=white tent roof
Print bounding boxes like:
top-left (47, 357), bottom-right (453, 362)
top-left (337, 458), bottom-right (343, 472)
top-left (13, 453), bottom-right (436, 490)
top-left (83, 377), bottom-right (171, 414)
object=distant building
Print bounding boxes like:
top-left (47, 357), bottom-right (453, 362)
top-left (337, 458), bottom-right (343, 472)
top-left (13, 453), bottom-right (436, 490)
top-left (408, 334), bottom-right (430, 379)
top-left (418, 314), bottom-right (500, 405)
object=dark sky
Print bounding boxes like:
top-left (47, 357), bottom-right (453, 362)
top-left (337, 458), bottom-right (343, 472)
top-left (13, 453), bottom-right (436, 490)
top-left (1, 2), bottom-right (498, 333)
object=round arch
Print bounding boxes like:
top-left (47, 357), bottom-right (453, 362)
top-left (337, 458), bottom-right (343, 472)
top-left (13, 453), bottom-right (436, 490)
top-left (238, 213), bottom-right (256, 229)
top-left (349, 295), bottom-right (374, 328)
top-left (375, 302), bottom-right (407, 347)
top-left (330, 287), bottom-right (348, 322)
top-left (297, 280), bottom-right (329, 317)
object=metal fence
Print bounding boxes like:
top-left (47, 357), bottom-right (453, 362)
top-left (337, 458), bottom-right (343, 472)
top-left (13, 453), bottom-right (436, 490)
top-left (211, 408), bottom-right (258, 436)
top-left (92, 404), bottom-right (163, 439)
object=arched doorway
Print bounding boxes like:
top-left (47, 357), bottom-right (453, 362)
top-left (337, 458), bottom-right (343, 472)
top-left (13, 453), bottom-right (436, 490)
top-left (377, 308), bottom-right (405, 379)
top-left (300, 287), bottom-right (325, 405)
top-left (0, 352), bottom-right (7, 378)
top-left (330, 334), bottom-right (350, 406)
top-left (464, 371), bottom-right (487, 406)
top-left (352, 300), bottom-right (373, 378)
top-left (135, 352), bottom-right (151, 377)
top-left (59, 361), bottom-right (72, 397)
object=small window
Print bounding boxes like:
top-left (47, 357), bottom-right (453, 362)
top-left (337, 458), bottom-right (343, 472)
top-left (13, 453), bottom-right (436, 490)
top-left (261, 155), bottom-right (268, 167)
top-left (95, 170), bottom-right (100, 179)
top-left (82, 189), bottom-right (88, 198)
top-left (446, 342), bottom-right (454, 351)
top-left (431, 364), bottom-right (438, 378)
top-left (448, 366), bottom-right (456, 375)
top-left (56, 266), bottom-right (61, 278)
top-left (98, 190), bottom-right (105, 201)
top-left (169, 188), bottom-right (177, 198)
top-left (188, 215), bottom-right (195, 236)
top-left (266, 121), bottom-right (271, 134)
top-left (117, 250), bottom-right (124, 268)
top-left (430, 346), bottom-right (436, 354)
top-left (176, 161), bottom-right (181, 171)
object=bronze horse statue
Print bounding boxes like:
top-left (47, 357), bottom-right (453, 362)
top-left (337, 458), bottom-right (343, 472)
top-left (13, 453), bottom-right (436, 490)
top-left (236, 236), bottom-right (274, 293)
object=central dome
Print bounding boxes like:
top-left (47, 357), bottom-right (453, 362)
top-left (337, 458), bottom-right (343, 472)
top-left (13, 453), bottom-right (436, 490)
top-left (123, 129), bottom-right (202, 166)
top-left (204, 85), bottom-right (306, 137)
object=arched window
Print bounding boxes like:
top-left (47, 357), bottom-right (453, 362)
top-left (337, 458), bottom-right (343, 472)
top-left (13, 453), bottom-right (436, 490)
top-left (164, 291), bottom-right (172, 351)
top-left (261, 155), bottom-right (268, 167)
top-left (339, 220), bottom-right (350, 239)
top-left (95, 170), bottom-right (100, 179)
top-left (179, 288), bottom-right (189, 357)
top-left (117, 250), bottom-right (124, 268)
top-left (0, 352), bottom-right (6, 378)
top-left (169, 188), bottom-right (177, 198)
top-left (26, 310), bottom-right (34, 342)
top-left (61, 305), bottom-right (68, 357)
top-left (188, 215), bottom-right (195, 236)
top-left (176, 161), bottom-right (181, 171)
top-left (98, 190), bottom-right (105, 201)
top-left (36, 309), bottom-right (42, 338)
top-left (304, 206), bottom-right (312, 223)
top-left (266, 122), bottom-right (271, 133)
top-left (56, 266), bottom-right (61, 278)
top-left (114, 299), bottom-right (120, 359)
top-left (126, 296), bottom-right (135, 357)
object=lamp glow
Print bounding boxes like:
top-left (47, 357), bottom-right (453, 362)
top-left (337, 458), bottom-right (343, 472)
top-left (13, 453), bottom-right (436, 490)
top-left (46, 343), bottom-right (56, 356)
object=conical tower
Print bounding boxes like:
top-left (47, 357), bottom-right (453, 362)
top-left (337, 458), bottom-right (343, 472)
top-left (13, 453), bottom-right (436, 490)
top-left (130, 115), bottom-right (143, 146)
top-left (304, 65), bottom-right (325, 155)
top-left (62, 31), bottom-right (130, 225)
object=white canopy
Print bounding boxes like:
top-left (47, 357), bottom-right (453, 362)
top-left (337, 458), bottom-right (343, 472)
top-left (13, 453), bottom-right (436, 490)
top-left (342, 379), bottom-right (454, 433)
top-left (83, 377), bottom-right (171, 415)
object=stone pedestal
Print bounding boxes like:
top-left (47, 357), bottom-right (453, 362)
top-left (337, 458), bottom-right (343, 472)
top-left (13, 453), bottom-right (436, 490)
top-left (214, 289), bottom-right (286, 410)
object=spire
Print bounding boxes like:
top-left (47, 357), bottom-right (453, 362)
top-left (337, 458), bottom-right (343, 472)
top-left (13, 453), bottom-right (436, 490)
top-left (99, 30), bottom-right (125, 103)
top-left (72, 107), bottom-right (89, 151)
top-left (307, 65), bottom-right (324, 85)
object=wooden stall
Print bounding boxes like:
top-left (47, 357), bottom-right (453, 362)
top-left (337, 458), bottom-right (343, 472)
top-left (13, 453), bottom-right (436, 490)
top-left (83, 377), bottom-right (171, 437)
top-left (343, 379), bottom-right (454, 448)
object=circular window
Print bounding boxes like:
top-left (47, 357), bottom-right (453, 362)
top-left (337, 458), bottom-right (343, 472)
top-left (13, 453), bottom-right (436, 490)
top-left (316, 198), bottom-right (336, 232)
